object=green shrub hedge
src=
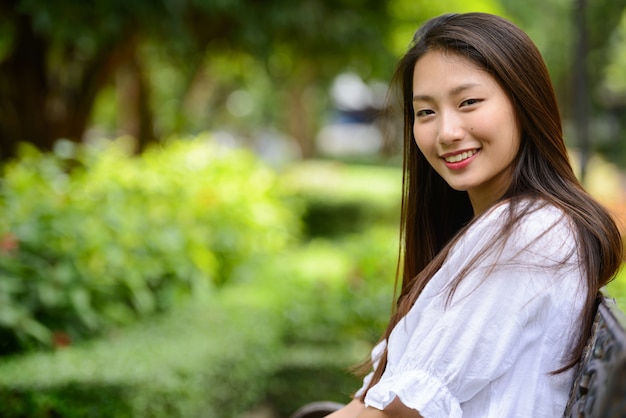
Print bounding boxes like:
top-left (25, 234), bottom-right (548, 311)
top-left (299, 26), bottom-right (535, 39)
top-left (277, 230), bottom-right (396, 346)
top-left (0, 291), bottom-right (284, 418)
top-left (0, 135), bottom-right (299, 353)
top-left (0, 223), bottom-right (398, 417)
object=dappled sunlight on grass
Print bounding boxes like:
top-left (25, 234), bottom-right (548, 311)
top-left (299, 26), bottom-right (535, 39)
top-left (280, 159), bottom-right (402, 202)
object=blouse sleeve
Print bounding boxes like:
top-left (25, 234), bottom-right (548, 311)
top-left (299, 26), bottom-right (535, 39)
top-left (363, 204), bottom-right (583, 418)
top-left (354, 339), bottom-right (387, 398)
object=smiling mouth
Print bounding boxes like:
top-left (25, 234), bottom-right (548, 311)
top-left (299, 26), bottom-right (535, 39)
top-left (443, 149), bottom-right (479, 163)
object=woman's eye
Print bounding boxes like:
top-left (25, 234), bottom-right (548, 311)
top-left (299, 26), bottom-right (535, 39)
top-left (460, 98), bottom-right (481, 107)
top-left (415, 109), bottom-right (434, 117)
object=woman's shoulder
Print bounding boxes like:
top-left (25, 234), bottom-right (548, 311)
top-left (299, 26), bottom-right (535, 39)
top-left (480, 198), bottom-right (573, 236)
top-left (466, 199), bottom-right (578, 261)
top-left (481, 198), bottom-right (566, 223)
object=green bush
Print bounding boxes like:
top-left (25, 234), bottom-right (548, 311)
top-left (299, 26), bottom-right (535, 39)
top-left (0, 135), bottom-right (299, 353)
top-left (0, 158), bottom-right (402, 417)
top-left (0, 292), bottom-right (283, 418)
top-left (0, 230), bottom-right (391, 418)
top-left (0, 239), bottom-right (390, 418)
top-left (281, 230), bottom-right (396, 346)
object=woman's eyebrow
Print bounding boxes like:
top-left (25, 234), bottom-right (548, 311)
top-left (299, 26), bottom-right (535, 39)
top-left (412, 83), bottom-right (481, 102)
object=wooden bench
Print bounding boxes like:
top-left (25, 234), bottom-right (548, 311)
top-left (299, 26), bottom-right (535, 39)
top-left (564, 296), bottom-right (626, 417)
top-left (290, 297), bottom-right (626, 418)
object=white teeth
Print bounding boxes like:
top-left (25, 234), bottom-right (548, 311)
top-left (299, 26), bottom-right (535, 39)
top-left (444, 149), bottom-right (477, 163)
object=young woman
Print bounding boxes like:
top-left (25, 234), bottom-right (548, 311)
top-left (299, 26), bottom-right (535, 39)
top-left (327, 12), bottom-right (623, 418)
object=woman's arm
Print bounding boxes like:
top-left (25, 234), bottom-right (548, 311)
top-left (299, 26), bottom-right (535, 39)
top-left (325, 399), bottom-right (366, 418)
top-left (326, 397), bottom-right (423, 418)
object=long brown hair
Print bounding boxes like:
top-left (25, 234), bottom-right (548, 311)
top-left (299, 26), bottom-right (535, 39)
top-left (358, 12), bottom-right (623, 399)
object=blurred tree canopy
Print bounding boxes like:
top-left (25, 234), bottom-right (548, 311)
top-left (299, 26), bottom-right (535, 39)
top-left (1, 0), bottom-right (625, 164)
top-left (500, 0), bottom-right (626, 166)
top-left (0, 0), bottom-right (393, 160)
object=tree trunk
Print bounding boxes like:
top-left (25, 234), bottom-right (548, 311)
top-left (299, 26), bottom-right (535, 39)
top-left (56, 33), bottom-right (138, 145)
top-left (284, 63), bottom-right (322, 159)
top-left (116, 43), bottom-right (155, 153)
top-left (0, 14), bottom-right (50, 160)
top-left (0, 8), bottom-right (138, 162)
top-left (287, 85), bottom-right (316, 159)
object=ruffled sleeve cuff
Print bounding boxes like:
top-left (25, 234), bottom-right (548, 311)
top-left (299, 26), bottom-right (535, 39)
top-left (354, 340), bottom-right (387, 398)
top-left (364, 370), bottom-right (462, 418)
top-left (354, 370), bottom-right (374, 398)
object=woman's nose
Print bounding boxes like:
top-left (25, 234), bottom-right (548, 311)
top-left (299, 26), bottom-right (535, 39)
top-left (437, 111), bottom-right (464, 145)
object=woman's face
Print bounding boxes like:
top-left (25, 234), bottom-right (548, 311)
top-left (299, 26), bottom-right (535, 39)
top-left (412, 50), bottom-right (520, 216)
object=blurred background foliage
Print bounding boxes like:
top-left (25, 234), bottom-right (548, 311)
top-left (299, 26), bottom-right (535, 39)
top-left (0, 137), bottom-right (298, 354)
top-left (0, 0), bottom-right (625, 417)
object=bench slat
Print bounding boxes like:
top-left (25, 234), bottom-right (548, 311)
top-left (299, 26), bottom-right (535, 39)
top-left (564, 297), bottom-right (626, 417)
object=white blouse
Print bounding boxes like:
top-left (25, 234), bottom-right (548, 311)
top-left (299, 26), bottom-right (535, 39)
top-left (355, 202), bottom-right (586, 418)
